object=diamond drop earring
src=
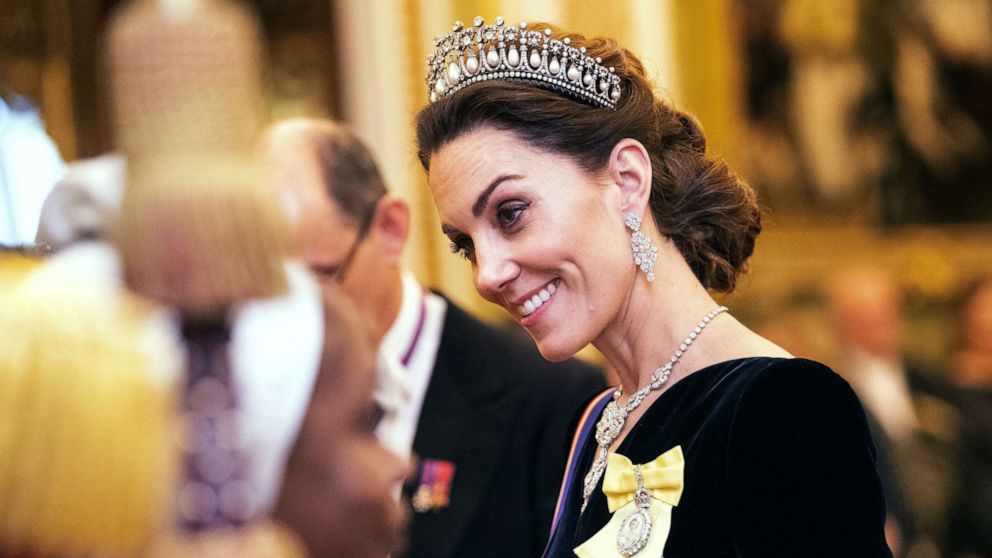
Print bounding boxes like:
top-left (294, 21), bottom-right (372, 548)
top-left (625, 212), bottom-right (659, 282)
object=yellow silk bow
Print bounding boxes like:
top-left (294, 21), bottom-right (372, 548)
top-left (602, 445), bottom-right (684, 513)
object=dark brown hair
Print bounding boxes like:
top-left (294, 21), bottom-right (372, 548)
top-left (416, 24), bottom-right (760, 292)
top-left (308, 122), bottom-right (387, 225)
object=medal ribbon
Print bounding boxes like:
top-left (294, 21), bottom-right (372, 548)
top-left (542, 389), bottom-right (615, 557)
top-left (432, 460), bottom-right (454, 507)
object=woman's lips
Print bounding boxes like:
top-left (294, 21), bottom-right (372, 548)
top-left (517, 279), bottom-right (559, 318)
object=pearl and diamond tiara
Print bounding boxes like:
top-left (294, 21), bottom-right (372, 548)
top-left (426, 16), bottom-right (623, 110)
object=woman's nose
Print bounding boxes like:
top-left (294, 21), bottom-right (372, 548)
top-left (473, 241), bottom-right (519, 301)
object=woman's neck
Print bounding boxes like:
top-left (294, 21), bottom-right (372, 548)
top-left (593, 253), bottom-right (724, 394)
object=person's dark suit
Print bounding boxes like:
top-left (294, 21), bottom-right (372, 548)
top-left (401, 299), bottom-right (606, 558)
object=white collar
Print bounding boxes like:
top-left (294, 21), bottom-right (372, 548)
top-left (373, 273), bottom-right (447, 461)
top-left (379, 270), bottom-right (427, 365)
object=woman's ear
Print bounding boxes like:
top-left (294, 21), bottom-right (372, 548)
top-left (608, 138), bottom-right (652, 216)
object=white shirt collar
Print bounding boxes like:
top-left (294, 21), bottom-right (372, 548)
top-left (845, 348), bottom-right (918, 440)
top-left (379, 270), bottom-right (427, 365)
top-left (373, 271), bottom-right (447, 461)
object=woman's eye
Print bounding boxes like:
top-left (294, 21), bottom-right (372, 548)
top-left (496, 201), bottom-right (529, 229)
top-left (449, 235), bottom-right (475, 261)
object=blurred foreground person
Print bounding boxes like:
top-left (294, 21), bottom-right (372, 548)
top-left (35, 153), bottom-right (126, 250)
top-left (274, 287), bottom-right (409, 558)
top-left (28, 152), bottom-right (327, 529)
top-left (118, 159), bottom-right (314, 550)
top-left (1, 273), bottom-right (308, 557)
top-left (6, 0), bottom-right (402, 554)
top-left (946, 277), bottom-right (992, 558)
top-left (263, 118), bottom-right (605, 558)
top-left (21, 180), bottom-right (402, 557)
top-left (104, 0), bottom-right (320, 539)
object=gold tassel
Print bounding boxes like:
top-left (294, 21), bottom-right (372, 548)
top-left (0, 279), bottom-right (180, 556)
top-left (116, 154), bottom-right (289, 321)
top-left (106, 0), bottom-right (289, 320)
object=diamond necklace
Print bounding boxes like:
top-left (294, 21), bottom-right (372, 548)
top-left (581, 306), bottom-right (729, 512)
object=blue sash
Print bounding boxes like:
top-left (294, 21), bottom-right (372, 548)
top-left (542, 388), bottom-right (614, 557)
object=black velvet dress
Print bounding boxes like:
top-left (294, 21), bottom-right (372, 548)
top-left (544, 357), bottom-right (893, 558)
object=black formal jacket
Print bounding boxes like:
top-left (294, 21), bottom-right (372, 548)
top-left (546, 357), bottom-right (893, 558)
top-left (401, 299), bottom-right (606, 558)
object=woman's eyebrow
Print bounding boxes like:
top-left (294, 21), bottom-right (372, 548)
top-left (472, 174), bottom-right (524, 217)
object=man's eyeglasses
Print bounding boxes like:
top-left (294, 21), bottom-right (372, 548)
top-left (332, 198), bottom-right (380, 283)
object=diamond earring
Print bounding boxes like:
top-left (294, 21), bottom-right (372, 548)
top-left (625, 212), bottom-right (658, 282)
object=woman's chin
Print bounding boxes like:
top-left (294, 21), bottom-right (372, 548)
top-left (532, 334), bottom-right (586, 363)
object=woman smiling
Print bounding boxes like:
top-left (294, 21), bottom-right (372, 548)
top-left (416, 18), bottom-right (892, 558)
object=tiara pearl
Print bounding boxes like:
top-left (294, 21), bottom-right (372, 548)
top-left (425, 16), bottom-right (623, 110)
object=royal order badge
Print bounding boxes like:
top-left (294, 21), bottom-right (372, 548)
top-left (616, 466), bottom-right (653, 556)
top-left (573, 447), bottom-right (683, 558)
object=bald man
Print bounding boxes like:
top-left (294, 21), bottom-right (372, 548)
top-left (262, 119), bottom-right (605, 558)
top-left (826, 268), bottom-right (956, 558)
top-left (828, 269), bottom-right (916, 440)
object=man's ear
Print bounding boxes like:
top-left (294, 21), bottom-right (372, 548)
top-left (607, 138), bottom-right (652, 217)
top-left (368, 194), bottom-right (409, 263)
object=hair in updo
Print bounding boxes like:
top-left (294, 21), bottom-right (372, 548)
top-left (416, 23), bottom-right (760, 292)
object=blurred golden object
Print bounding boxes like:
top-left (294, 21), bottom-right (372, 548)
top-left (0, 277), bottom-right (180, 556)
top-left (0, 250), bottom-right (43, 288)
top-left (105, 0), bottom-right (288, 319)
top-left (105, 0), bottom-right (265, 158)
top-left (116, 155), bottom-right (289, 320)
top-left (151, 521), bottom-right (307, 558)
